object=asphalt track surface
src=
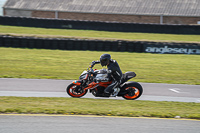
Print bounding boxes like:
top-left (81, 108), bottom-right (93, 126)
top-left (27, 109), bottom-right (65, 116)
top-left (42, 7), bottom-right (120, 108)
top-left (0, 78), bottom-right (200, 102)
top-left (0, 114), bottom-right (200, 133)
top-left (1, 78), bottom-right (200, 133)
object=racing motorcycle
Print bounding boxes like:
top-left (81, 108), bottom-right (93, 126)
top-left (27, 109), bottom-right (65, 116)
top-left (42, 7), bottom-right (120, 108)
top-left (66, 67), bottom-right (143, 100)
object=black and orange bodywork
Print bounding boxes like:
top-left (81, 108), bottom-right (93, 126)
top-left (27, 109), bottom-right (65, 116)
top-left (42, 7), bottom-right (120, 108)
top-left (66, 68), bottom-right (143, 100)
top-left (73, 80), bottom-right (112, 91)
top-left (72, 80), bottom-right (82, 86)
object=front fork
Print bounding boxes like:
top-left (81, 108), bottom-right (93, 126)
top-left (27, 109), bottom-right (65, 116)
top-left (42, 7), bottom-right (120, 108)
top-left (72, 80), bottom-right (90, 91)
top-left (72, 80), bottom-right (84, 92)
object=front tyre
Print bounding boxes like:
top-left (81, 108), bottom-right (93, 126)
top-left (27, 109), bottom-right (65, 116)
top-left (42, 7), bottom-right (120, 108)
top-left (66, 83), bottom-right (88, 98)
top-left (122, 82), bottom-right (143, 100)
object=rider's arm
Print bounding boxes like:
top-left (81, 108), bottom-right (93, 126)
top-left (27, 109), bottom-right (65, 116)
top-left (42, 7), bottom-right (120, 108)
top-left (89, 60), bottom-right (100, 68)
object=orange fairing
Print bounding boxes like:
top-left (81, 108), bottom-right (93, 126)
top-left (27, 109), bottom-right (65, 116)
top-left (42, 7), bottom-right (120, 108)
top-left (84, 81), bottom-right (112, 90)
top-left (84, 82), bottom-right (97, 90)
top-left (72, 80), bottom-right (82, 85)
top-left (100, 81), bottom-right (112, 87)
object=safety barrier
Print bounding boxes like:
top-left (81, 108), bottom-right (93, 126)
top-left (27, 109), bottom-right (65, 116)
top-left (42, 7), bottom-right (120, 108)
top-left (0, 35), bottom-right (199, 54)
top-left (0, 16), bottom-right (200, 34)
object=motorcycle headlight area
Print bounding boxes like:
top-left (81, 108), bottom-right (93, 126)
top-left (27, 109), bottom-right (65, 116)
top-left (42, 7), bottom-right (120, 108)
top-left (79, 74), bottom-right (88, 80)
top-left (79, 71), bottom-right (88, 79)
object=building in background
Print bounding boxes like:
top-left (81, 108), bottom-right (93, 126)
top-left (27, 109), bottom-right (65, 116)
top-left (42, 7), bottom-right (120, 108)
top-left (3, 0), bottom-right (200, 25)
top-left (0, 0), bottom-right (6, 16)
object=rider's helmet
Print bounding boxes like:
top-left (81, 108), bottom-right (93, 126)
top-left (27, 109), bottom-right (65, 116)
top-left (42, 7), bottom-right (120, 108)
top-left (100, 54), bottom-right (111, 66)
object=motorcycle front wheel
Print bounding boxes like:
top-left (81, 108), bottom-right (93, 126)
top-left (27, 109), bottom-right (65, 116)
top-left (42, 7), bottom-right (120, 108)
top-left (66, 83), bottom-right (88, 98)
top-left (122, 82), bottom-right (143, 100)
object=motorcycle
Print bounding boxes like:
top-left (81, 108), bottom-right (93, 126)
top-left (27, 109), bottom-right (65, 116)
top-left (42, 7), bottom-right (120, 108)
top-left (66, 67), bottom-right (143, 100)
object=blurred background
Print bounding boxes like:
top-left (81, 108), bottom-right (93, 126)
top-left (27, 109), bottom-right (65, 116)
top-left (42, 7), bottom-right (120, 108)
top-left (0, 0), bottom-right (6, 16)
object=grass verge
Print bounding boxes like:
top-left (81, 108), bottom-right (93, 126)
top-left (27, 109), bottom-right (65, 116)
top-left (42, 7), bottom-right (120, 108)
top-left (0, 97), bottom-right (199, 120)
top-left (0, 47), bottom-right (200, 85)
top-left (0, 25), bottom-right (200, 42)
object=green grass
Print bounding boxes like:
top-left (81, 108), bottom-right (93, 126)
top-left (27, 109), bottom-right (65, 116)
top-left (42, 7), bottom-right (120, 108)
top-left (0, 25), bottom-right (200, 42)
top-left (1, 25), bottom-right (199, 119)
top-left (0, 47), bottom-right (200, 85)
top-left (0, 97), bottom-right (199, 120)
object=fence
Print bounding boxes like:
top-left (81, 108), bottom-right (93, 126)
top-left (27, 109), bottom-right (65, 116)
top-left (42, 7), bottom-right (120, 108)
top-left (0, 16), bottom-right (200, 34)
top-left (0, 35), bottom-right (199, 54)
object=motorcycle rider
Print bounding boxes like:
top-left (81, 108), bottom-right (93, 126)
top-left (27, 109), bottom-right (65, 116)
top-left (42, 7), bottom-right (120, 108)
top-left (89, 54), bottom-right (122, 97)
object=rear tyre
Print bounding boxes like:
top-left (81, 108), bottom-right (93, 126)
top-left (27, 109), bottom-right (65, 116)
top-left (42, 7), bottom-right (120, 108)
top-left (66, 83), bottom-right (88, 98)
top-left (122, 82), bottom-right (143, 100)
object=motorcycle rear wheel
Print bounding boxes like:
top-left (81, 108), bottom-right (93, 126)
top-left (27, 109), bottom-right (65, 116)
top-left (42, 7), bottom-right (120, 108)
top-left (66, 83), bottom-right (88, 98)
top-left (122, 82), bottom-right (143, 100)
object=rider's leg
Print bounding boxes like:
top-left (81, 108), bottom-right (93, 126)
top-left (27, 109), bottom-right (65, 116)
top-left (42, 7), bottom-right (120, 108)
top-left (104, 80), bottom-right (119, 96)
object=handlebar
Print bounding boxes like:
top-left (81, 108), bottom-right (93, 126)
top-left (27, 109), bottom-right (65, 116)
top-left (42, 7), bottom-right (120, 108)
top-left (87, 67), bottom-right (94, 73)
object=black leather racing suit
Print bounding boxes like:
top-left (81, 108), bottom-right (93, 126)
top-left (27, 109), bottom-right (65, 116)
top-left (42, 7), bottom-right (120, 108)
top-left (92, 59), bottom-right (122, 95)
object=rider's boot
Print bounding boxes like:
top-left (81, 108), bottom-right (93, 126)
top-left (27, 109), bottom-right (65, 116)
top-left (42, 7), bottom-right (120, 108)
top-left (111, 88), bottom-right (120, 97)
